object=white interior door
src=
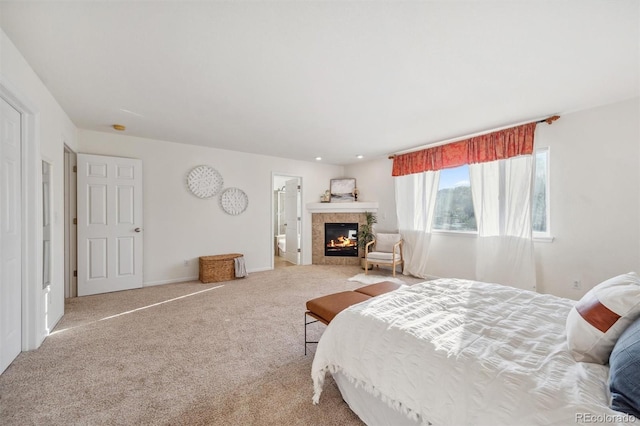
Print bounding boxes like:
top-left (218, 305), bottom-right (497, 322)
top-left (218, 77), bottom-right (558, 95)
top-left (284, 178), bottom-right (300, 265)
top-left (77, 154), bottom-right (143, 296)
top-left (0, 97), bottom-right (22, 373)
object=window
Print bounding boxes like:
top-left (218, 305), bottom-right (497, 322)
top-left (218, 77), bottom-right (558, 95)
top-left (432, 150), bottom-right (550, 235)
top-left (433, 164), bottom-right (477, 232)
top-left (532, 148), bottom-right (550, 236)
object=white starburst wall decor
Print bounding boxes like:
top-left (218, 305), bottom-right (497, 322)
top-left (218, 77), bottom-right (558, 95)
top-left (186, 165), bottom-right (223, 199)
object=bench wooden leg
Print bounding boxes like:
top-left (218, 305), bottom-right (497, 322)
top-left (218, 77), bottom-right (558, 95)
top-left (304, 312), bottom-right (320, 356)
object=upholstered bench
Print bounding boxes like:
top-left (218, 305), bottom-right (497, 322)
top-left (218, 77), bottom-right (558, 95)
top-left (352, 281), bottom-right (403, 297)
top-left (304, 281), bottom-right (402, 354)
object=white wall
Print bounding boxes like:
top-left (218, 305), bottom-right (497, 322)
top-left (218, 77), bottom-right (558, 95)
top-left (78, 130), bottom-right (343, 285)
top-left (344, 157), bottom-right (397, 233)
top-left (534, 98), bottom-right (639, 298)
top-left (0, 28), bottom-right (77, 345)
top-left (345, 98), bottom-right (640, 300)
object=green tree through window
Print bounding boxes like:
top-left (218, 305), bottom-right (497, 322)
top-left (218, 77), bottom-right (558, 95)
top-left (532, 149), bottom-right (549, 234)
top-left (433, 165), bottom-right (476, 231)
top-left (432, 150), bottom-right (549, 235)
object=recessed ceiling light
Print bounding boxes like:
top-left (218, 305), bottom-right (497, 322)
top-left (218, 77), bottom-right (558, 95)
top-left (356, 154), bottom-right (364, 159)
top-left (315, 157), bottom-right (322, 161)
top-left (113, 124), bottom-right (126, 131)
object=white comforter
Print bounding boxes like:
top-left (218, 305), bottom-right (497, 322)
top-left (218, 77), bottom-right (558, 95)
top-left (312, 279), bottom-right (636, 426)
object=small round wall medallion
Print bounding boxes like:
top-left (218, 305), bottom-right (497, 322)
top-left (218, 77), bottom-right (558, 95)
top-left (220, 187), bottom-right (249, 215)
top-left (187, 165), bottom-right (223, 199)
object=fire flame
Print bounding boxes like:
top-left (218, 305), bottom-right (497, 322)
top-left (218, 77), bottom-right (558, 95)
top-left (327, 235), bottom-right (357, 248)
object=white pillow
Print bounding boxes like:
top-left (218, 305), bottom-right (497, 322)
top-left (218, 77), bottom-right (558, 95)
top-left (566, 272), bottom-right (640, 364)
top-left (374, 233), bottom-right (401, 253)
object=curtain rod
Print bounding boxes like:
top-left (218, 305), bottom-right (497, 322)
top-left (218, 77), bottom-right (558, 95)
top-left (388, 115), bottom-right (560, 159)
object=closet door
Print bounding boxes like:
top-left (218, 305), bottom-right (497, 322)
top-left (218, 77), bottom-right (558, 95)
top-left (77, 154), bottom-right (143, 296)
top-left (284, 178), bottom-right (300, 265)
top-left (0, 97), bottom-right (22, 374)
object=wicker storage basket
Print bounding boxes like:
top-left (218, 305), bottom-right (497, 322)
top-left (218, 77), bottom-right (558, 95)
top-left (199, 253), bottom-right (243, 283)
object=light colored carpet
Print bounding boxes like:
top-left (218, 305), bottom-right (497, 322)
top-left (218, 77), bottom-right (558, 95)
top-left (0, 264), bottom-right (423, 425)
top-left (347, 273), bottom-right (406, 285)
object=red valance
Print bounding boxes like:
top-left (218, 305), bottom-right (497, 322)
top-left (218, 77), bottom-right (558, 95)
top-left (391, 122), bottom-right (537, 177)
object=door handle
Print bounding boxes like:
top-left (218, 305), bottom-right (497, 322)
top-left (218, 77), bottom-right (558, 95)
top-left (134, 228), bottom-right (142, 233)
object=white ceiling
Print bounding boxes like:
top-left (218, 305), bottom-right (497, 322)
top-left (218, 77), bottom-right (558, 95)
top-left (1, 1), bottom-right (638, 165)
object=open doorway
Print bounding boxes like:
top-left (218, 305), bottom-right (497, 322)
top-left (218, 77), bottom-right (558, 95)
top-left (272, 174), bottom-right (302, 268)
top-left (63, 146), bottom-right (77, 298)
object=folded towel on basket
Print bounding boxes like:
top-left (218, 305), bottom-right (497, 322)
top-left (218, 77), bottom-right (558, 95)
top-left (234, 256), bottom-right (248, 278)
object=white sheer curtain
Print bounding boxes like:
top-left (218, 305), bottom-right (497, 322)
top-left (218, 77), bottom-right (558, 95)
top-left (395, 171), bottom-right (440, 278)
top-left (469, 155), bottom-right (536, 291)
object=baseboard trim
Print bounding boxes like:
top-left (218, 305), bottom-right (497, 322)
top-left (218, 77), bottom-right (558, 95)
top-left (144, 276), bottom-right (199, 287)
top-left (143, 267), bottom-right (270, 287)
top-left (249, 266), bottom-right (272, 273)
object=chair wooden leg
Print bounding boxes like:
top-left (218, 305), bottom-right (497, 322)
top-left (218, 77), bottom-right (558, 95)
top-left (364, 260), bottom-right (368, 274)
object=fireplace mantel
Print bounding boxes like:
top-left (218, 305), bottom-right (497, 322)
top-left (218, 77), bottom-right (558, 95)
top-left (306, 201), bottom-right (378, 213)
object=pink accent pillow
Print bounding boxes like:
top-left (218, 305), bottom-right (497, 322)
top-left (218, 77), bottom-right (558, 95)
top-left (566, 272), bottom-right (640, 364)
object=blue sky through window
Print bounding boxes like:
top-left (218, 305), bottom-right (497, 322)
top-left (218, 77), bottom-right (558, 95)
top-left (438, 164), bottom-right (470, 189)
top-left (433, 164), bottom-right (476, 231)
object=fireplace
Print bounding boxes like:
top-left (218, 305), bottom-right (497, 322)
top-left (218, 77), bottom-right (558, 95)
top-left (324, 223), bottom-right (358, 257)
top-left (308, 202), bottom-right (377, 265)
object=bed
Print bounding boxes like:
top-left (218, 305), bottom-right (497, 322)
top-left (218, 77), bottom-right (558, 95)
top-left (276, 234), bottom-right (286, 257)
top-left (276, 234), bottom-right (301, 257)
top-left (311, 278), bottom-right (639, 426)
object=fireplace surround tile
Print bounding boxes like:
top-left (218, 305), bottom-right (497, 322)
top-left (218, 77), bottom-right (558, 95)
top-left (312, 212), bottom-right (367, 265)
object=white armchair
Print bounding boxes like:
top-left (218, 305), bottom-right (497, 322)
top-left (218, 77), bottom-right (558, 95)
top-left (364, 233), bottom-right (404, 277)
